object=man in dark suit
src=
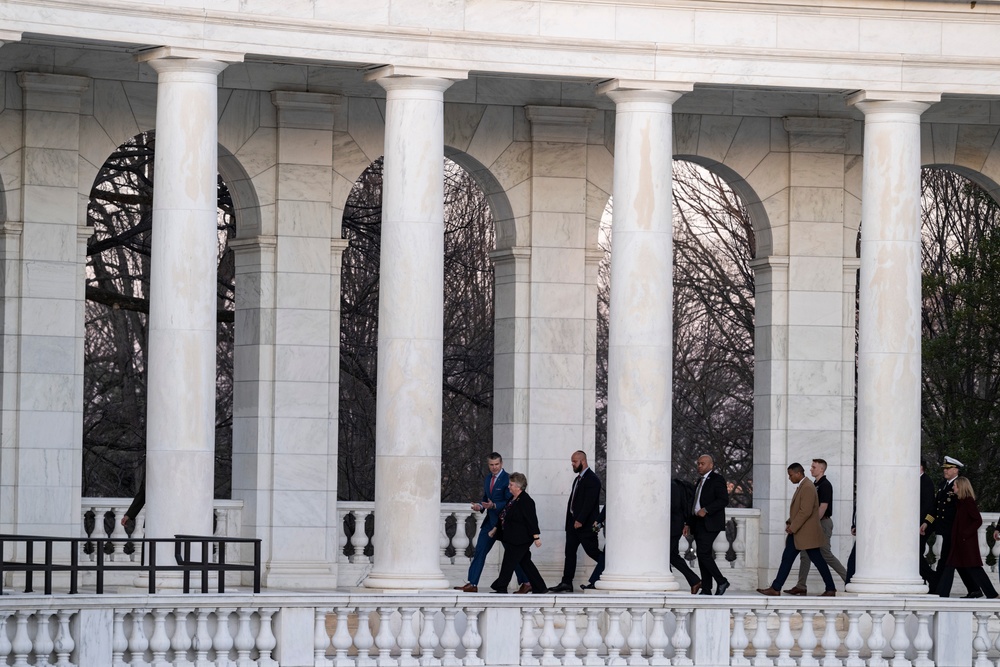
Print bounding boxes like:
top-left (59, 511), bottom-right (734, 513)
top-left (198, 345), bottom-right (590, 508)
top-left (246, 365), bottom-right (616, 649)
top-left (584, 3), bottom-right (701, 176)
top-left (670, 478), bottom-right (701, 594)
top-left (684, 454), bottom-right (730, 595)
top-left (456, 452), bottom-right (529, 593)
top-left (918, 459), bottom-right (936, 592)
top-left (549, 450), bottom-right (605, 592)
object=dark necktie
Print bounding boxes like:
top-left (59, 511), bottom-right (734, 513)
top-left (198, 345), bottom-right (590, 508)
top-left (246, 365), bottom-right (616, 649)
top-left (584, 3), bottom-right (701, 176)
top-left (693, 476), bottom-right (705, 513)
top-left (569, 474), bottom-right (581, 509)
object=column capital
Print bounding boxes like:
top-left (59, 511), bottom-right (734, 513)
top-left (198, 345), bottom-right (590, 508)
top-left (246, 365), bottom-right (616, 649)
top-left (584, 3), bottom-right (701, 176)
top-left (847, 90), bottom-right (940, 115)
top-left (524, 105), bottom-right (596, 142)
top-left (271, 91), bottom-right (341, 110)
top-left (331, 237), bottom-right (350, 254)
top-left (364, 64), bottom-right (467, 88)
top-left (138, 46), bottom-right (244, 65)
top-left (782, 117), bottom-right (854, 153)
top-left (597, 79), bottom-right (692, 104)
top-left (0, 220), bottom-right (23, 239)
top-left (271, 91), bottom-right (341, 129)
top-left (749, 255), bottom-right (790, 272)
top-left (16, 73), bottom-right (90, 112)
top-left (229, 235), bottom-right (278, 254)
top-left (489, 246), bottom-right (531, 265)
top-left (584, 247), bottom-right (605, 266)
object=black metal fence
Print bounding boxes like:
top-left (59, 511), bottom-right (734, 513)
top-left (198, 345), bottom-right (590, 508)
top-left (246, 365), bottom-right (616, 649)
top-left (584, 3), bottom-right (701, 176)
top-left (0, 534), bottom-right (261, 595)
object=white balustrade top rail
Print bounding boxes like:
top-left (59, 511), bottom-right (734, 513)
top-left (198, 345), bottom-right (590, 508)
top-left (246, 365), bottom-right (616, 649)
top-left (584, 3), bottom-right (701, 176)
top-left (2, 591), bottom-right (1000, 667)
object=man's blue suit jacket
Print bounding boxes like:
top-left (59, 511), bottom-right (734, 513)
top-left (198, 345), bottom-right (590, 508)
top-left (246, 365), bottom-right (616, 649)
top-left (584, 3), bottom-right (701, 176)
top-left (480, 469), bottom-right (514, 529)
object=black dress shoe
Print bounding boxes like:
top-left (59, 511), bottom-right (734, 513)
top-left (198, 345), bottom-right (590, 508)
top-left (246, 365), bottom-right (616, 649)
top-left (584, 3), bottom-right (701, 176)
top-left (490, 588), bottom-right (507, 594)
top-left (716, 580), bottom-right (730, 595)
top-left (549, 582), bottom-right (574, 593)
top-left (699, 587), bottom-right (713, 595)
top-left (581, 583), bottom-right (596, 590)
top-left (963, 591), bottom-right (984, 599)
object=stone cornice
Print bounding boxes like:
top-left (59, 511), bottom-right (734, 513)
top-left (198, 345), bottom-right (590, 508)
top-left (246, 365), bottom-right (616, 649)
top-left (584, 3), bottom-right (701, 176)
top-left (9, 0), bottom-right (1000, 95)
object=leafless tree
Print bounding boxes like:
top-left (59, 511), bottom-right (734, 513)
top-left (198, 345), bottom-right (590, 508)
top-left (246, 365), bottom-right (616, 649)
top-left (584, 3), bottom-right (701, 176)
top-left (338, 158), bottom-right (496, 501)
top-left (84, 131), bottom-right (235, 498)
top-left (596, 160), bottom-right (755, 506)
top-left (920, 167), bottom-right (1000, 509)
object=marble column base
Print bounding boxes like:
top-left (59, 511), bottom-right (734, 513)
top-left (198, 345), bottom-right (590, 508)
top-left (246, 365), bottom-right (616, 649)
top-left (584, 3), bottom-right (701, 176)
top-left (594, 573), bottom-right (680, 592)
top-left (363, 571), bottom-right (451, 590)
top-left (845, 577), bottom-right (928, 595)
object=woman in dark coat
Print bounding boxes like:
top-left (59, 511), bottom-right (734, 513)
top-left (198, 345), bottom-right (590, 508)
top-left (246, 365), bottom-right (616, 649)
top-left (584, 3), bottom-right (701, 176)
top-left (936, 477), bottom-right (998, 598)
top-left (489, 472), bottom-right (548, 594)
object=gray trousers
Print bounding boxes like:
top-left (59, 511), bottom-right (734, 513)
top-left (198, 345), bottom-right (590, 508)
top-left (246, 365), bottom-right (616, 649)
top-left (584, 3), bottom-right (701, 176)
top-left (795, 516), bottom-right (848, 587)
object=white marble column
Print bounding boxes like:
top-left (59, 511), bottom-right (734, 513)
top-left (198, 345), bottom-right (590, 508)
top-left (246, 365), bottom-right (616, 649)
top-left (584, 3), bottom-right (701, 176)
top-left (363, 66), bottom-right (465, 590)
top-left (596, 81), bottom-right (690, 591)
top-left (139, 51), bottom-right (230, 548)
top-left (846, 91), bottom-right (938, 595)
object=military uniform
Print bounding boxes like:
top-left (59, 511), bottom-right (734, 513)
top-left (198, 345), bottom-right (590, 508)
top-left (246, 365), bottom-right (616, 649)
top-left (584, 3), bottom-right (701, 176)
top-left (924, 457), bottom-right (979, 596)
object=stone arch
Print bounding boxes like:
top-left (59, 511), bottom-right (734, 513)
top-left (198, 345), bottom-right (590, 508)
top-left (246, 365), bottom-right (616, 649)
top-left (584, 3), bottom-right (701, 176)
top-left (675, 153), bottom-right (770, 259)
top-left (674, 114), bottom-right (782, 259)
top-left (79, 80), bottom-right (266, 240)
top-left (218, 146), bottom-right (262, 239)
top-left (922, 123), bottom-right (1000, 205)
top-left (444, 104), bottom-right (527, 251)
top-left (444, 146), bottom-right (515, 251)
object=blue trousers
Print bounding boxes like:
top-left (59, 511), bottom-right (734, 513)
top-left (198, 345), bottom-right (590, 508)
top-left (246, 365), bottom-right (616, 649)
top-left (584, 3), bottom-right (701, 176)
top-left (771, 534), bottom-right (836, 592)
top-left (467, 520), bottom-right (526, 586)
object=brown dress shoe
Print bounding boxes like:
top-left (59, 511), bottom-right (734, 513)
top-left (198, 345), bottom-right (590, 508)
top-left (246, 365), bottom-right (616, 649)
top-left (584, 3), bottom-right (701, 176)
top-left (757, 587), bottom-right (781, 596)
top-left (783, 586), bottom-right (807, 596)
top-left (456, 583), bottom-right (478, 592)
top-left (820, 590), bottom-right (837, 597)
top-left (691, 582), bottom-right (702, 595)
top-left (514, 583), bottom-right (532, 594)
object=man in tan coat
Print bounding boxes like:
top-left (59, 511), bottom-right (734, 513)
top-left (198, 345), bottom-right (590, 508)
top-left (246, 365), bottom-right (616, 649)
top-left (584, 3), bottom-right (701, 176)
top-left (757, 462), bottom-right (838, 596)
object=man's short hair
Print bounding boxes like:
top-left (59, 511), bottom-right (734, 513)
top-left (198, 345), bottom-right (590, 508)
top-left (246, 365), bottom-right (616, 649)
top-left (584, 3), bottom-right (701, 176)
top-left (698, 454), bottom-right (715, 465)
top-left (788, 462), bottom-right (804, 474)
top-left (812, 458), bottom-right (828, 471)
top-left (488, 452), bottom-right (502, 462)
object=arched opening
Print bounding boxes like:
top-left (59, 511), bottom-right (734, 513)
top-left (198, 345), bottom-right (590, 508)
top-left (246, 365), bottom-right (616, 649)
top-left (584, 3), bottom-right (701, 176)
top-left (596, 159), bottom-right (756, 505)
top-left (83, 130), bottom-right (236, 499)
top-left (338, 156), bottom-right (497, 502)
top-left (920, 166), bottom-right (1000, 511)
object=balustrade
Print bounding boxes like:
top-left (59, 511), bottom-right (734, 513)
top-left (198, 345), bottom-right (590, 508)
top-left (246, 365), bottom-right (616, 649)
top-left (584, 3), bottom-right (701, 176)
top-left (80, 499), bottom-right (243, 564)
top-left (4, 595), bottom-right (1000, 666)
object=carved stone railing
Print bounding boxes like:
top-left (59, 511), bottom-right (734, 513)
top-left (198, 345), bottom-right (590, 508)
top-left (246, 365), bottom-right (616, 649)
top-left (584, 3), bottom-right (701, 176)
top-left (3, 592), bottom-right (1000, 666)
top-left (79, 498), bottom-right (244, 564)
top-left (336, 503), bottom-right (762, 587)
top-left (75, 501), bottom-right (999, 589)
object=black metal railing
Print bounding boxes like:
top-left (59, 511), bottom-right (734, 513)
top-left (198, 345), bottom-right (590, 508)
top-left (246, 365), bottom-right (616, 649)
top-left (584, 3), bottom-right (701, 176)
top-left (0, 534), bottom-right (261, 595)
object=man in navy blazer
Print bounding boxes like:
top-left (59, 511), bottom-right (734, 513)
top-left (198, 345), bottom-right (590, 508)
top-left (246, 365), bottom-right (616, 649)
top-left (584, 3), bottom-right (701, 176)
top-left (456, 452), bottom-right (529, 592)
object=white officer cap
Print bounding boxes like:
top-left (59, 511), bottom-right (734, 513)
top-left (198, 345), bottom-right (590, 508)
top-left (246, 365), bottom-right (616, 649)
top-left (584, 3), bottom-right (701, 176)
top-left (942, 456), bottom-right (964, 469)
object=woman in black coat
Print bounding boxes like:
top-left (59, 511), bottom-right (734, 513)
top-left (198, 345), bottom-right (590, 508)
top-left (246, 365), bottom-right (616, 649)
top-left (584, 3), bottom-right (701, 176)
top-left (936, 477), bottom-right (998, 598)
top-left (489, 472), bottom-right (548, 594)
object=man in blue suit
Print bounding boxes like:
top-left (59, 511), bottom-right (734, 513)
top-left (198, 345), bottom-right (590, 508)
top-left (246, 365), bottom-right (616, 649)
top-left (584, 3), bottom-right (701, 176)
top-left (456, 452), bottom-right (530, 593)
